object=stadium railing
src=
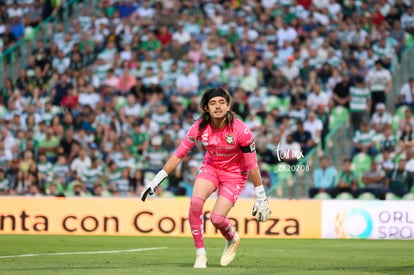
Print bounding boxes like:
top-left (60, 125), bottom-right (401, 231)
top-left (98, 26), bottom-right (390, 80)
top-left (0, 0), bottom-right (83, 82)
top-left (400, 44), bottom-right (414, 89)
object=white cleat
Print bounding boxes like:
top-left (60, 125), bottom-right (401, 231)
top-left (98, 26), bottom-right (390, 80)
top-left (220, 232), bottom-right (240, 267)
top-left (193, 253), bottom-right (208, 268)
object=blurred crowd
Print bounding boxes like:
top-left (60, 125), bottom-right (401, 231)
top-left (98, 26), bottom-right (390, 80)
top-left (0, 0), bottom-right (68, 52)
top-left (0, 0), bottom-right (413, 199)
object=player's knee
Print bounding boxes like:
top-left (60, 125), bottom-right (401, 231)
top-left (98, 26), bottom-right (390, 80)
top-left (190, 196), bottom-right (204, 212)
top-left (210, 213), bottom-right (226, 227)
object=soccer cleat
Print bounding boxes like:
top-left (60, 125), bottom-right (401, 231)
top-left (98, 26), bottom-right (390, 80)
top-left (193, 253), bottom-right (208, 268)
top-left (220, 232), bottom-right (240, 267)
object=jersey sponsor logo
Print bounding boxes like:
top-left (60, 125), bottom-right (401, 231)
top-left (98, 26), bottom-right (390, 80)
top-left (202, 133), bottom-right (209, 146)
top-left (226, 134), bottom-right (234, 144)
top-left (210, 151), bottom-right (234, 157)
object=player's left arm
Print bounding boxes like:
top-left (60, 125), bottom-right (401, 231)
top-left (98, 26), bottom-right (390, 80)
top-left (239, 126), bottom-right (272, 222)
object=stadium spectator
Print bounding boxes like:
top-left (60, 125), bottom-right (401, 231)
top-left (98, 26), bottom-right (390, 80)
top-left (371, 103), bottom-right (392, 134)
top-left (309, 156), bottom-right (337, 198)
top-left (0, 169), bottom-right (10, 195)
top-left (396, 77), bottom-right (414, 111)
top-left (349, 76), bottom-right (371, 131)
top-left (351, 121), bottom-right (378, 159)
top-left (292, 120), bottom-right (315, 155)
top-left (377, 150), bottom-right (395, 173)
top-left (175, 65), bottom-right (199, 98)
top-left (379, 125), bottom-right (397, 153)
top-left (398, 108), bottom-right (414, 132)
top-left (304, 111), bottom-right (323, 145)
top-left (384, 158), bottom-right (413, 198)
top-left (70, 147), bottom-right (91, 180)
top-left (335, 158), bottom-right (358, 198)
top-left (356, 161), bottom-right (386, 199)
top-left (143, 135), bottom-right (168, 173)
top-left (306, 83), bottom-right (330, 111)
top-left (332, 73), bottom-right (352, 108)
top-left (366, 60), bottom-right (392, 115)
top-left (397, 122), bottom-right (414, 155)
top-left (405, 149), bottom-right (414, 173)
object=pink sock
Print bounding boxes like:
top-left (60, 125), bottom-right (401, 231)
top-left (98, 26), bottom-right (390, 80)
top-left (210, 213), bottom-right (235, 242)
top-left (189, 196), bottom-right (205, 249)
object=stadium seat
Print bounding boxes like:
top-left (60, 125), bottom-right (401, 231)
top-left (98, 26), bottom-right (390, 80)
top-left (406, 33), bottom-right (414, 47)
top-left (181, 97), bottom-right (190, 109)
top-left (332, 106), bottom-right (349, 119)
top-left (0, 105), bottom-right (6, 119)
top-left (220, 71), bottom-right (228, 83)
top-left (403, 193), bottom-right (414, 200)
top-left (395, 105), bottom-right (408, 120)
top-left (266, 96), bottom-right (282, 111)
top-left (373, 133), bottom-right (384, 152)
top-left (393, 154), bottom-right (405, 165)
top-left (115, 96), bottom-right (127, 111)
top-left (391, 115), bottom-right (401, 134)
top-left (328, 107), bottom-right (350, 131)
top-left (358, 192), bottom-right (377, 200)
top-left (314, 192), bottom-right (332, 199)
top-left (336, 192), bottom-right (354, 200)
top-left (24, 26), bottom-right (35, 41)
top-left (385, 192), bottom-right (401, 200)
top-left (255, 115), bottom-right (265, 125)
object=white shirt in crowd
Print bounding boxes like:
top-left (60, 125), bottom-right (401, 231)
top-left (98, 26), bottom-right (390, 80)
top-left (52, 57), bottom-right (70, 74)
top-left (172, 30), bottom-right (191, 45)
top-left (366, 68), bottom-right (391, 92)
top-left (399, 82), bottom-right (414, 103)
top-left (175, 73), bottom-right (199, 91)
top-left (304, 118), bottom-right (323, 142)
top-left (276, 27), bottom-right (297, 48)
top-left (307, 91), bottom-right (330, 110)
top-left (401, 11), bottom-right (414, 29)
top-left (280, 64), bottom-right (299, 81)
top-left (123, 103), bottom-right (142, 118)
top-left (78, 92), bottom-right (101, 109)
top-left (137, 6), bottom-right (154, 18)
top-left (70, 156), bottom-right (91, 178)
top-left (371, 111), bottom-right (392, 127)
top-left (406, 159), bottom-right (414, 173)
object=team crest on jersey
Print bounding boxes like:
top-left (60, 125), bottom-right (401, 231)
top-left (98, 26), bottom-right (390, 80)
top-left (226, 134), bottom-right (234, 144)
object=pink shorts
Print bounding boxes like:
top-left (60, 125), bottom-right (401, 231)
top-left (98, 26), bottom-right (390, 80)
top-left (196, 164), bottom-right (248, 204)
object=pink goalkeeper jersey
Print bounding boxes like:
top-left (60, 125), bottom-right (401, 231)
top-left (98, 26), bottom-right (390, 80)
top-left (175, 118), bottom-right (258, 173)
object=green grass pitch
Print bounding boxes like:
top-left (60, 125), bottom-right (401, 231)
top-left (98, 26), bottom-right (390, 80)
top-left (0, 235), bottom-right (413, 274)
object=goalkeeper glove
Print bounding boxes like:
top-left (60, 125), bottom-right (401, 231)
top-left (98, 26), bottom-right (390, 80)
top-left (140, 170), bottom-right (168, 202)
top-left (252, 185), bottom-right (272, 222)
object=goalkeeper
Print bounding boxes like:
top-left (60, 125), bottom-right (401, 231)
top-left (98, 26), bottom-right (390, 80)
top-left (141, 87), bottom-right (272, 268)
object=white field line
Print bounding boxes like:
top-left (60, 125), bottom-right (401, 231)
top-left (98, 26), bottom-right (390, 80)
top-left (0, 247), bottom-right (168, 259)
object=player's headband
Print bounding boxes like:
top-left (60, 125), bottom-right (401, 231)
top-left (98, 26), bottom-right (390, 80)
top-left (205, 88), bottom-right (228, 103)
